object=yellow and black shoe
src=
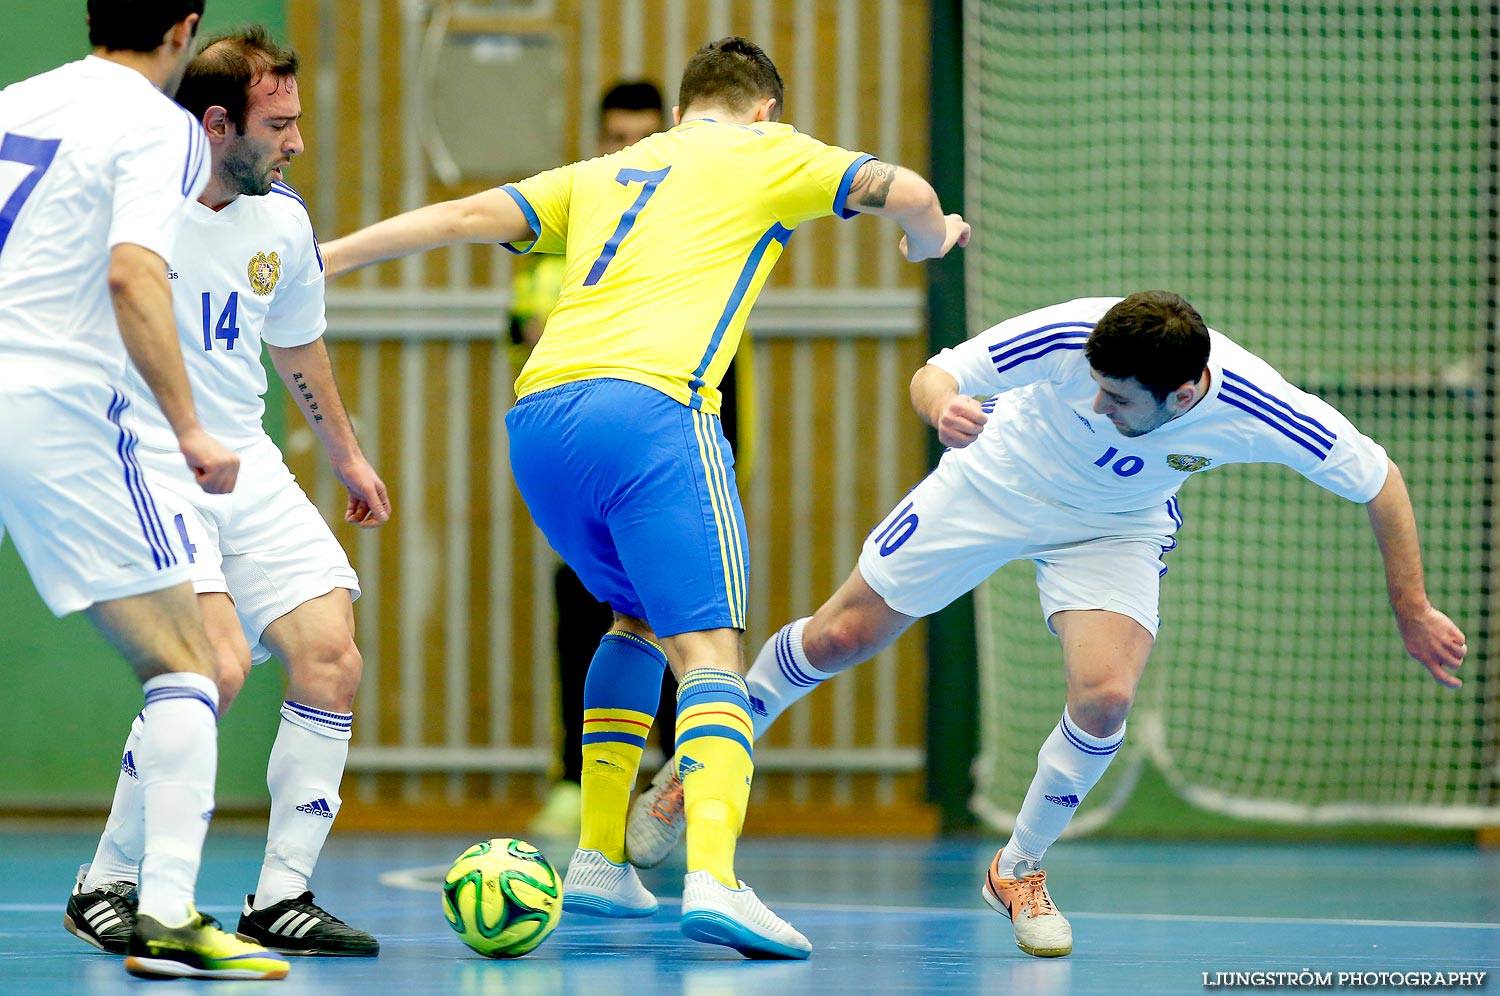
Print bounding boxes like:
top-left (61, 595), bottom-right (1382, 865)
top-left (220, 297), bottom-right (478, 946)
top-left (125, 906), bottom-right (290, 980)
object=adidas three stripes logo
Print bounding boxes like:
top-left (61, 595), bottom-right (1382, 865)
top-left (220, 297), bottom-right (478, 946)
top-left (296, 798), bottom-right (335, 818)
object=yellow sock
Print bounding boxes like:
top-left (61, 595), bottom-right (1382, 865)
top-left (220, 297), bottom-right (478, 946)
top-left (575, 632), bottom-right (666, 862)
top-left (674, 667), bottom-right (755, 888)
top-left (579, 736), bottom-right (643, 861)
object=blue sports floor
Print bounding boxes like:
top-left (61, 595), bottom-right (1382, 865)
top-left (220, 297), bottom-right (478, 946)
top-left (0, 828), bottom-right (1495, 995)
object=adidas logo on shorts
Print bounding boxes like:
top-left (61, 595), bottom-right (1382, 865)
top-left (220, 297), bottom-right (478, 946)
top-left (120, 750), bottom-right (138, 780)
top-left (296, 798), bottom-right (335, 818)
top-left (1044, 793), bottom-right (1080, 808)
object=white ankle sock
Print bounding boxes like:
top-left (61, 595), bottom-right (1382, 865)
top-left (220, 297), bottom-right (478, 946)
top-left (136, 673), bottom-right (219, 926)
top-left (83, 713), bottom-right (146, 890)
top-left (253, 701), bottom-right (352, 908)
top-left (998, 707), bottom-right (1124, 876)
top-left (745, 618), bottom-right (830, 738)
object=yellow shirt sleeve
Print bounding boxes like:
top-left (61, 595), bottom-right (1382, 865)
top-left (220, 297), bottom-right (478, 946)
top-left (767, 130), bottom-right (874, 228)
top-left (500, 163), bottom-right (576, 255)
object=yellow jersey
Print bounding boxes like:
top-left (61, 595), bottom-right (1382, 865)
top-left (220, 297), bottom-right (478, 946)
top-left (502, 119), bottom-right (871, 413)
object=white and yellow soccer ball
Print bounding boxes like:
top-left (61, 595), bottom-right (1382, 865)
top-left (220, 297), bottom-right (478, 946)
top-left (442, 837), bottom-right (562, 958)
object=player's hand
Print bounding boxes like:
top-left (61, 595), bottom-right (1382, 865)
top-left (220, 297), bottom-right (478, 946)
top-left (934, 393), bottom-right (988, 448)
top-left (900, 214), bottom-right (970, 262)
top-left (335, 457), bottom-right (391, 528)
top-left (179, 427), bottom-right (239, 494)
top-left (1395, 603), bottom-right (1466, 688)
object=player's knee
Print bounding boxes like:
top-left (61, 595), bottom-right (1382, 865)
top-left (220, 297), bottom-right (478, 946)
top-left (809, 612), bottom-right (874, 671)
top-left (1070, 684), bottom-right (1135, 736)
top-left (287, 633), bottom-right (362, 711)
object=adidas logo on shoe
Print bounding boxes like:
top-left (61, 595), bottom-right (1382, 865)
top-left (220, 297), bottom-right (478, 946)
top-left (120, 750), bottom-right (138, 780)
top-left (1044, 793), bottom-right (1080, 808)
top-left (296, 798), bottom-right (335, 818)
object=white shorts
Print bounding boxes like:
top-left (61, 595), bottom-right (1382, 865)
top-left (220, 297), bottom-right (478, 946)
top-left (0, 379), bottom-right (192, 615)
top-left (856, 452), bottom-right (1181, 636)
top-left (140, 434), bottom-right (360, 664)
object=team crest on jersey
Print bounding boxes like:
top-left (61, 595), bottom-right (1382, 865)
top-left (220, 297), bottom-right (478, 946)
top-left (1167, 453), bottom-right (1212, 472)
top-left (247, 251), bottom-right (282, 295)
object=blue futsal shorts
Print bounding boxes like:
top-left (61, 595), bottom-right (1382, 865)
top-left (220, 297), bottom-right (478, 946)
top-left (505, 378), bottom-right (748, 638)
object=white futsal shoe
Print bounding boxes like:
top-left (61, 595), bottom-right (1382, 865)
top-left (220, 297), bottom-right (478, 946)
top-left (679, 870), bottom-right (812, 960)
top-left (626, 759), bottom-right (685, 868)
top-left (981, 853), bottom-right (1073, 957)
top-left (561, 848), bottom-right (659, 918)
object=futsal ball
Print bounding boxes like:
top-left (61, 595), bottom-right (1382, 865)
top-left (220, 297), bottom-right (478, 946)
top-left (442, 837), bottom-right (562, 957)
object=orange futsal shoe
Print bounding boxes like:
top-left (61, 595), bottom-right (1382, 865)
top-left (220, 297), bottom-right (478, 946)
top-left (980, 853), bottom-right (1073, 957)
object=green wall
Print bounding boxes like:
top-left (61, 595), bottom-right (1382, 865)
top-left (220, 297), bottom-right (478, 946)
top-left (0, 0), bottom-right (288, 808)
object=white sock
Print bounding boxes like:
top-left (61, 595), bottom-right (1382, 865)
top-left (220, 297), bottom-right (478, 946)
top-left (998, 707), bottom-right (1125, 877)
top-left (253, 701), bottom-right (352, 908)
top-left (83, 713), bottom-right (146, 890)
top-left (745, 618), bottom-right (831, 738)
top-left (136, 673), bottom-right (219, 926)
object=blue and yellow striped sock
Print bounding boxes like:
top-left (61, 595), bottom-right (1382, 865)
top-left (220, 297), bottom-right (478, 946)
top-left (674, 667), bottom-right (755, 888)
top-left (580, 632), bottom-right (667, 862)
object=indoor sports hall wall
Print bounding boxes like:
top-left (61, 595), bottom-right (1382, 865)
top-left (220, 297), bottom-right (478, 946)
top-left (278, 0), bottom-right (939, 832)
top-left (0, 0), bottom-right (289, 808)
top-left (963, 2), bottom-right (1497, 833)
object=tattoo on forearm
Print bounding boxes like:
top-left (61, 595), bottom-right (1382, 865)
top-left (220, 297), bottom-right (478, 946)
top-left (292, 371), bottom-right (323, 423)
top-left (851, 161), bottom-right (897, 208)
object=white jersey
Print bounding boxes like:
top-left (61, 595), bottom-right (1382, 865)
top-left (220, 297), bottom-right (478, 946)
top-left (927, 297), bottom-right (1389, 512)
top-left (126, 180), bottom-right (327, 450)
top-left (0, 56), bottom-right (209, 384)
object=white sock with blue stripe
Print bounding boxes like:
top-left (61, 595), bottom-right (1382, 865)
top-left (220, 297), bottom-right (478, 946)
top-left (998, 707), bottom-right (1125, 875)
top-left (83, 713), bottom-right (146, 890)
top-left (253, 701), bottom-right (352, 908)
top-left (137, 672), bottom-right (219, 926)
top-left (744, 618), bottom-right (830, 739)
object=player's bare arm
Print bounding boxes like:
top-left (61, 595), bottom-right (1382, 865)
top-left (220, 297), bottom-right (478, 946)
top-left (910, 364), bottom-right (988, 448)
top-left (268, 339), bottom-right (390, 528)
top-left (107, 243), bottom-right (239, 494)
top-left (843, 159), bottom-right (970, 262)
top-left (320, 188), bottom-right (537, 279)
top-left (1364, 458), bottom-right (1467, 687)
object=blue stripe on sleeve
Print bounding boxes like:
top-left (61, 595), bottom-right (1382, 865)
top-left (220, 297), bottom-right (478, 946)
top-left (498, 185), bottom-right (542, 255)
top-left (1221, 393), bottom-right (1329, 459)
top-left (1221, 370), bottom-right (1335, 445)
top-left (180, 112), bottom-right (204, 196)
top-left (992, 338), bottom-right (1087, 375)
top-left (833, 153), bottom-right (877, 219)
top-left (987, 322), bottom-right (1096, 361)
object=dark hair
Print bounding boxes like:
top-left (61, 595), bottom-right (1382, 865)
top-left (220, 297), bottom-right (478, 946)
top-left (88, 0), bottom-right (204, 53)
top-left (1084, 291), bottom-right (1211, 401)
top-left (600, 80), bottom-right (663, 116)
top-left (175, 24), bottom-right (298, 132)
top-left (677, 36), bottom-right (784, 118)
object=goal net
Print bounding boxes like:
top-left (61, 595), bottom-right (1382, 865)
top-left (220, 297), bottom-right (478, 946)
top-left (962, 1), bottom-right (1497, 828)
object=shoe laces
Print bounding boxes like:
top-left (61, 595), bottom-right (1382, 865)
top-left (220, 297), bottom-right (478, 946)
top-left (1014, 872), bottom-right (1057, 919)
top-left (647, 775), bottom-right (684, 825)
